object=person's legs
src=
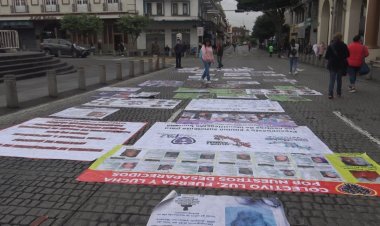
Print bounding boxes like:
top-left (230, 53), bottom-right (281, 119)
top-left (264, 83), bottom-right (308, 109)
top-left (178, 55), bottom-right (182, 68)
top-left (348, 67), bottom-right (355, 87)
top-left (328, 70), bottom-right (336, 98)
top-left (289, 57), bottom-right (294, 73)
top-left (217, 56), bottom-right (221, 68)
top-left (205, 62), bottom-right (211, 81)
top-left (336, 72), bottom-right (342, 96)
top-left (175, 54), bottom-right (179, 68)
top-left (201, 60), bottom-right (207, 80)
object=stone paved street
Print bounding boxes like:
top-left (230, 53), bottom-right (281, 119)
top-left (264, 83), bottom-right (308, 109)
top-left (0, 46), bottom-right (380, 226)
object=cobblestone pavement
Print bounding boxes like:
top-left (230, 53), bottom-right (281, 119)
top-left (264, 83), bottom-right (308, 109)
top-left (0, 46), bottom-right (380, 226)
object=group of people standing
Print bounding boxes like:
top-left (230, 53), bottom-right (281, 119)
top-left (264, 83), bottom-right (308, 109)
top-left (325, 33), bottom-right (369, 99)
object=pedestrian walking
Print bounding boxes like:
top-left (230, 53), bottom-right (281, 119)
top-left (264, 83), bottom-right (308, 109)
top-left (232, 42), bottom-right (237, 52)
top-left (347, 35), bottom-right (369, 93)
top-left (200, 39), bottom-right (215, 83)
top-left (325, 33), bottom-right (349, 99)
top-left (248, 42), bottom-right (252, 52)
top-left (268, 43), bottom-right (274, 57)
top-left (174, 39), bottom-right (184, 68)
top-left (216, 39), bottom-right (224, 69)
top-left (288, 39), bottom-right (299, 75)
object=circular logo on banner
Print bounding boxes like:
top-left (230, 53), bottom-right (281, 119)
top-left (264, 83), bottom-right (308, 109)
top-left (336, 183), bottom-right (377, 196)
top-left (171, 136), bottom-right (196, 145)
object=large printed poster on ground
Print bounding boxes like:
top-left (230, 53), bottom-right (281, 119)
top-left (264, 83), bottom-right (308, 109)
top-left (184, 99), bottom-right (285, 112)
top-left (139, 80), bottom-right (184, 87)
top-left (50, 107), bottom-right (120, 119)
top-left (0, 118), bottom-right (146, 161)
top-left (176, 112), bottom-right (298, 127)
top-left (77, 146), bottom-right (380, 196)
top-left (146, 191), bottom-right (290, 226)
top-left (133, 123), bottom-right (332, 153)
top-left (84, 98), bottom-right (181, 109)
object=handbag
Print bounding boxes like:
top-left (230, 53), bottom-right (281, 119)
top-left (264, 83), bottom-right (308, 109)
top-left (359, 46), bottom-right (370, 75)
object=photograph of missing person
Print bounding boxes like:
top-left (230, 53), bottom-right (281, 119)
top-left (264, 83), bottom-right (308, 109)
top-left (198, 166), bottom-right (214, 173)
top-left (320, 171), bottom-right (340, 179)
top-left (311, 156), bottom-right (328, 164)
top-left (350, 170), bottom-right (380, 183)
top-left (274, 155), bottom-right (289, 163)
top-left (157, 164), bottom-right (174, 171)
top-left (239, 168), bottom-right (253, 175)
top-left (340, 157), bottom-right (372, 167)
top-left (164, 152), bottom-right (180, 158)
top-left (120, 149), bottom-right (141, 158)
top-left (280, 169), bottom-right (295, 177)
top-left (200, 153), bottom-right (215, 160)
top-left (237, 153), bottom-right (251, 161)
top-left (120, 162), bottom-right (137, 170)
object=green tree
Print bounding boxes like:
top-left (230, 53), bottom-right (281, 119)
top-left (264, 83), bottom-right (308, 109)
top-left (252, 14), bottom-right (276, 42)
top-left (61, 14), bottom-right (103, 42)
top-left (116, 15), bottom-right (151, 45)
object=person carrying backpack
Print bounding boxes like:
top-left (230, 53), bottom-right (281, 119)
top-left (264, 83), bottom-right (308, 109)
top-left (347, 35), bottom-right (369, 93)
top-left (325, 33), bottom-right (349, 99)
top-left (200, 39), bottom-right (215, 83)
top-left (288, 39), bottom-right (299, 75)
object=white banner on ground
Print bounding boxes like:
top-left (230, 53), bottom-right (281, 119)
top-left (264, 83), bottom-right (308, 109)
top-left (96, 87), bottom-right (141, 92)
top-left (185, 99), bottom-right (284, 112)
top-left (147, 191), bottom-right (290, 226)
top-left (224, 72), bottom-right (251, 77)
top-left (84, 98), bottom-right (181, 109)
top-left (226, 81), bottom-right (260, 85)
top-left (50, 107), bottom-right (119, 119)
top-left (188, 75), bottom-right (218, 81)
top-left (0, 118), bottom-right (146, 161)
top-left (128, 92), bottom-right (160, 98)
top-left (134, 123), bottom-right (332, 154)
top-left (139, 80), bottom-right (184, 87)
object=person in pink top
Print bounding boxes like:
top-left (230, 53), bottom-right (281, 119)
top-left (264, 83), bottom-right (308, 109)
top-left (200, 39), bottom-right (215, 83)
top-left (347, 35), bottom-right (369, 93)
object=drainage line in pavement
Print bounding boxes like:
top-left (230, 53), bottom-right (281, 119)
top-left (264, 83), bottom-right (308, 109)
top-left (333, 111), bottom-right (380, 147)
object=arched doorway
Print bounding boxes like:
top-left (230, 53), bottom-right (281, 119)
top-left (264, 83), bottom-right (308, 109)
top-left (320, 0), bottom-right (330, 44)
top-left (334, 0), bottom-right (344, 35)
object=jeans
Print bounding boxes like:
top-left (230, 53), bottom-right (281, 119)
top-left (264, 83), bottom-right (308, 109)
top-left (217, 55), bottom-right (223, 68)
top-left (328, 70), bottom-right (342, 96)
top-left (289, 57), bottom-right (298, 73)
top-left (175, 53), bottom-right (182, 68)
top-left (202, 61), bottom-right (211, 81)
top-left (347, 66), bottom-right (360, 85)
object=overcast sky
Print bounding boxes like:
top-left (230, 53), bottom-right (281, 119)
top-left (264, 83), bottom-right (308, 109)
top-left (221, 0), bottom-right (263, 31)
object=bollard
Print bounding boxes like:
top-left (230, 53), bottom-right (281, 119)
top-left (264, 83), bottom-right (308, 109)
top-left (4, 74), bottom-right (19, 108)
top-left (116, 62), bottom-right (123, 80)
top-left (78, 67), bottom-right (86, 90)
top-left (155, 56), bottom-right (160, 70)
top-left (47, 70), bottom-right (58, 98)
top-left (162, 56), bottom-right (166, 68)
top-left (148, 58), bottom-right (153, 72)
top-left (128, 60), bottom-right (135, 78)
top-left (99, 65), bottom-right (107, 84)
top-left (139, 59), bottom-right (144, 75)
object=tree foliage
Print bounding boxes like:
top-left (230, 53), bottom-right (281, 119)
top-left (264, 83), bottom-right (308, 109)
top-left (252, 14), bottom-right (276, 42)
top-left (116, 15), bottom-right (151, 44)
top-left (61, 14), bottom-right (103, 35)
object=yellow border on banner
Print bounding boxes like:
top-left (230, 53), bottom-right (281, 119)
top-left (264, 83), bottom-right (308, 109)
top-left (89, 145), bottom-right (123, 170)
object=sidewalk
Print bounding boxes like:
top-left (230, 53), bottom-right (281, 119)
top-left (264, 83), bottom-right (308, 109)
top-left (0, 47), bottom-right (379, 226)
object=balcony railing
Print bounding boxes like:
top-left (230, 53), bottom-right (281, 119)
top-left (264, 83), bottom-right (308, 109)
top-left (72, 3), bottom-right (91, 13)
top-left (41, 4), bottom-right (60, 13)
top-left (10, 5), bottom-right (29, 13)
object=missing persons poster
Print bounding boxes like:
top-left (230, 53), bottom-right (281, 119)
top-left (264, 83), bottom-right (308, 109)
top-left (50, 106), bottom-right (119, 119)
top-left (133, 123), bottom-right (332, 153)
top-left (184, 99), bottom-right (285, 112)
top-left (78, 146), bottom-right (380, 196)
top-left (146, 191), bottom-right (290, 226)
top-left (84, 98), bottom-right (181, 109)
top-left (0, 118), bottom-right (146, 161)
top-left (176, 112), bottom-right (298, 127)
top-left (139, 80), bottom-right (184, 87)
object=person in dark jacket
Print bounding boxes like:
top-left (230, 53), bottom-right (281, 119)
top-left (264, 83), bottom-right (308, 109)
top-left (325, 33), bottom-right (349, 99)
top-left (174, 39), bottom-right (184, 68)
top-left (216, 39), bottom-right (224, 69)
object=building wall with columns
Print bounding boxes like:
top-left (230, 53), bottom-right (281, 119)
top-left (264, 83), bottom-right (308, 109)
top-left (317, 0), bottom-right (380, 60)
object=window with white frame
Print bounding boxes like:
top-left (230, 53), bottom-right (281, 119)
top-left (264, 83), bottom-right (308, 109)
top-left (172, 2), bottom-right (178, 16)
top-left (183, 2), bottom-right (189, 15)
top-left (157, 2), bottom-right (163, 16)
top-left (145, 2), bottom-right (152, 15)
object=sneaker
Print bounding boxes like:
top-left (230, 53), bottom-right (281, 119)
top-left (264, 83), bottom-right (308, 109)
top-left (206, 80), bottom-right (211, 84)
top-left (294, 71), bottom-right (298, 75)
top-left (328, 95), bottom-right (333, 99)
top-left (349, 88), bottom-right (357, 93)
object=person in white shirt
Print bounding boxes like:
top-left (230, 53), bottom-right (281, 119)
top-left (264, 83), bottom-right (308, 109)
top-left (288, 39), bottom-right (300, 75)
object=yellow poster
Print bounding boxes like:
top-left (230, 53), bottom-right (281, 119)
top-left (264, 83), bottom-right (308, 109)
top-left (326, 153), bottom-right (380, 183)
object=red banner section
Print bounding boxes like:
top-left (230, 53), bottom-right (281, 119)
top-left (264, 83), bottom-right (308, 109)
top-left (77, 170), bottom-right (380, 196)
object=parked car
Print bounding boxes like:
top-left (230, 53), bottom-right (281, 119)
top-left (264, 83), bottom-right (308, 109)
top-left (40, 39), bottom-right (89, 58)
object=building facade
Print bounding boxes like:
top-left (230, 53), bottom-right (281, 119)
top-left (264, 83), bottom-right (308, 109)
top-left (135, 0), bottom-right (227, 55)
top-left (231, 26), bottom-right (249, 43)
top-left (0, 0), bottom-right (137, 51)
top-left (317, 0), bottom-right (380, 59)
